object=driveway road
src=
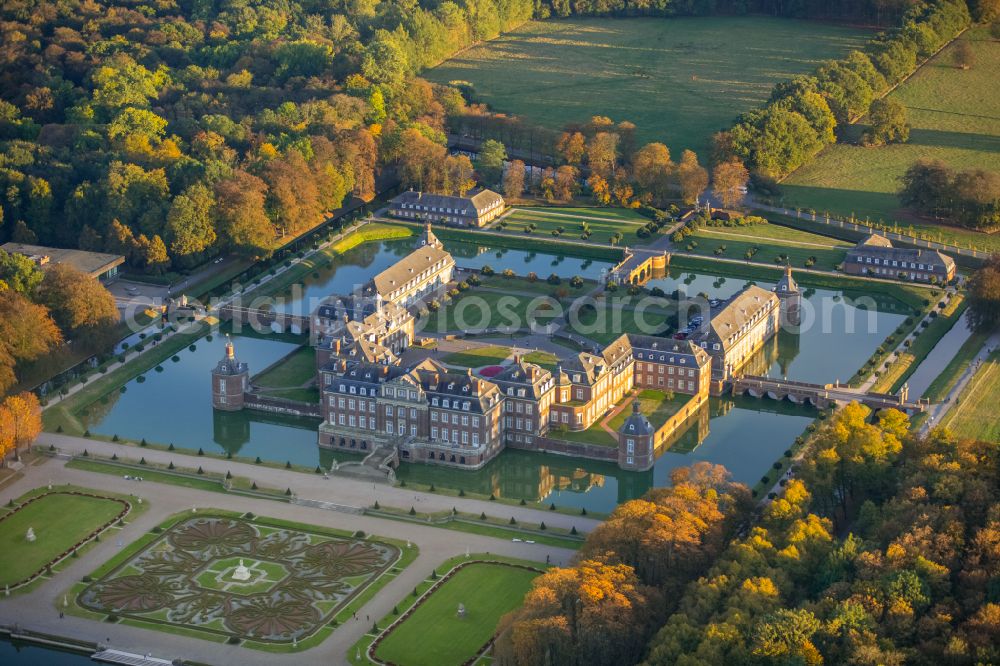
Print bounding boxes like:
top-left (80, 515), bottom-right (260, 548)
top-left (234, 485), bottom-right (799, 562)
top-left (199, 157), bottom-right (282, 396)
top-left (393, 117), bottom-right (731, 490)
top-left (37, 433), bottom-right (601, 533)
top-left (0, 456), bottom-right (575, 666)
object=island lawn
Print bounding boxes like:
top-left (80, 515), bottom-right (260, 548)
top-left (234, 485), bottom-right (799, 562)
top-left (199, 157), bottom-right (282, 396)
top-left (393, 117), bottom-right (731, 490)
top-left (0, 491), bottom-right (127, 587)
top-left (373, 562), bottom-right (539, 666)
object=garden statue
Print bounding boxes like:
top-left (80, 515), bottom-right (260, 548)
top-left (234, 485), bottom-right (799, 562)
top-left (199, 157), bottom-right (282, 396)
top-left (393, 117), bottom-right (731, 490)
top-left (25, 527), bottom-right (36, 542)
top-left (457, 603), bottom-right (467, 619)
top-left (232, 559), bottom-right (251, 581)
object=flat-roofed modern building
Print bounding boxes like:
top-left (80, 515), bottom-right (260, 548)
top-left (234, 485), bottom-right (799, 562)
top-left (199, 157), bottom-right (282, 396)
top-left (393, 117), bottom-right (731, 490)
top-left (2, 242), bottom-right (124, 281)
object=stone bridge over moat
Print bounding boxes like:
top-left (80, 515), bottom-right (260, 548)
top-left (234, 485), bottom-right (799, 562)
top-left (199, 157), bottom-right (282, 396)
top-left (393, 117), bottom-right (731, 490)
top-left (732, 375), bottom-right (929, 413)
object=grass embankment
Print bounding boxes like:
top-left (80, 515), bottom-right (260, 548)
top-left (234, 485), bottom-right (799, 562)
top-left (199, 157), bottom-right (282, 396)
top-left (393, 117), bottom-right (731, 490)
top-left (374, 562), bottom-right (539, 666)
top-left (922, 329), bottom-right (991, 402)
top-left (0, 489), bottom-right (126, 587)
top-left (782, 26), bottom-right (1000, 254)
top-left (940, 350), bottom-right (1000, 441)
top-left (348, 553), bottom-right (545, 666)
top-left (64, 456), bottom-right (288, 499)
top-left (426, 16), bottom-right (869, 156)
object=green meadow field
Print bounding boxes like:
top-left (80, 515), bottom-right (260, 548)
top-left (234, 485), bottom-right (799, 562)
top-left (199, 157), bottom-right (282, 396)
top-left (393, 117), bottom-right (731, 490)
top-left (427, 16), bottom-right (870, 158)
top-left (782, 26), bottom-right (1000, 253)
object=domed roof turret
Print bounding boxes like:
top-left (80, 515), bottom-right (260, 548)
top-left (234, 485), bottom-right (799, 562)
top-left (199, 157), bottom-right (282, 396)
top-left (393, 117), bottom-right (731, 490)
top-left (620, 400), bottom-right (653, 437)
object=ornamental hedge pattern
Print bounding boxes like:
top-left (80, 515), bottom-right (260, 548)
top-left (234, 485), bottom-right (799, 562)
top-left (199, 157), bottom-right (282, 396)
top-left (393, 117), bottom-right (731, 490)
top-left (78, 516), bottom-right (399, 644)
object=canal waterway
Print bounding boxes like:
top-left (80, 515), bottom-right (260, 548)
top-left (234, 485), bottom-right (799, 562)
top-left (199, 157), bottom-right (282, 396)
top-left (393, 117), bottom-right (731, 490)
top-left (77, 239), bottom-right (909, 512)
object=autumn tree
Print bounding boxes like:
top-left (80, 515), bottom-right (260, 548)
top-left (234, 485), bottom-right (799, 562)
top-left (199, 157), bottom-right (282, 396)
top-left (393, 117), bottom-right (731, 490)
top-left (967, 254), bottom-right (1000, 332)
top-left (0, 290), bottom-right (61, 393)
top-left (398, 128), bottom-right (447, 192)
top-left (553, 165), bottom-right (578, 202)
top-left (556, 131), bottom-right (586, 165)
top-left (444, 154), bottom-right (475, 196)
top-left (494, 560), bottom-right (658, 666)
top-left (502, 160), bottom-right (526, 201)
top-left (35, 263), bottom-right (119, 343)
top-left (587, 132), bottom-right (619, 179)
top-left (712, 159), bottom-right (750, 209)
top-left (863, 98), bottom-right (910, 146)
top-left (4, 392), bottom-right (41, 454)
top-left (215, 170), bottom-right (274, 257)
top-left (0, 400), bottom-right (13, 459)
top-left (631, 143), bottom-right (674, 206)
top-left (677, 150), bottom-right (709, 205)
top-left (587, 173), bottom-right (611, 206)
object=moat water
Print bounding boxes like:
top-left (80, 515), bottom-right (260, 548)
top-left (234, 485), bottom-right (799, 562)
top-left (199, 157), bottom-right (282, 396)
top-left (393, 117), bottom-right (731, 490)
top-left (80, 240), bottom-right (910, 513)
top-left (266, 239), bottom-right (616, 314)
top-left (0, 639), bottom-right (92, 665)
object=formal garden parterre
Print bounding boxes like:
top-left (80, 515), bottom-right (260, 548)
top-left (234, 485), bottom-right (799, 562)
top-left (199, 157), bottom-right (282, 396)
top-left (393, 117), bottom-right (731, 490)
top-left (75, 513), bottom-right (406, 649)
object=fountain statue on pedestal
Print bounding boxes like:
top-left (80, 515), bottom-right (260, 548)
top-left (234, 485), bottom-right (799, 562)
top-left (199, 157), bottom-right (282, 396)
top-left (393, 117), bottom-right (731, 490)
top-left (232, 559), bottom-right (251, 581)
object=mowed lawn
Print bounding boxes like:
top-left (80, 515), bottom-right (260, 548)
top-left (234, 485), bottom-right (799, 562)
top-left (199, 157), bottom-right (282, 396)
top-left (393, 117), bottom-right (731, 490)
top-left (252, 346), bottom-right (315, 388)
top-left (374, 563), bottom-right (539, 666)
top-left (0, 492), bottom-right (124, 586)
top-left (684, 225), bottom-right (849, 270)
top-left (427, 16), bottom-right (870, 157)
top-left (940, 350), bottom-right (1000, 442)
top-left (503, 207), bottom-right (653, 245)
top-left (440, 345), bottom-right (513, 368)
top-left (782, 27), bottom-right (1000, 253)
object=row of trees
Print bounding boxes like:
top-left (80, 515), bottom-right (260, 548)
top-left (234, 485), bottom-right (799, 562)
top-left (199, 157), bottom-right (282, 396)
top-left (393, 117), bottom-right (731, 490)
top-left (717, 0), bottom-right (970, 180)
top-left (966, 254), bottom-right (1000, 332)
top-left (493, 463), bottom-right (752, 665)
top-left (0, 391), bottom-right (41, 461)
top-left (0, 251), bottom-right (117, 393)
top-left (644, 404), bottom-right (1000, 665)
top-left (900, 159), bottom-right (1000, 230)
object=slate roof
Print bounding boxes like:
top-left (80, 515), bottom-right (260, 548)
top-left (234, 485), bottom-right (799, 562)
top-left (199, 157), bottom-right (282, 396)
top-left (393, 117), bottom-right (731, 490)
top-left (848, 236), bottom-right (955, 273)
top-left (620, 401), bottom-right (654, 436)
top-left (366, 244), bottom-right (454, 301)
top-left (699, 285), bottom-right (778, 352)
top-left (391, 189), bottom-right (504, 218)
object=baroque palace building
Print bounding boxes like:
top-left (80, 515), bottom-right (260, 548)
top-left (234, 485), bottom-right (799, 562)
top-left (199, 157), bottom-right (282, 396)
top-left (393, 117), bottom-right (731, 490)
top-left (214, 226), bottom-right (801, 472)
